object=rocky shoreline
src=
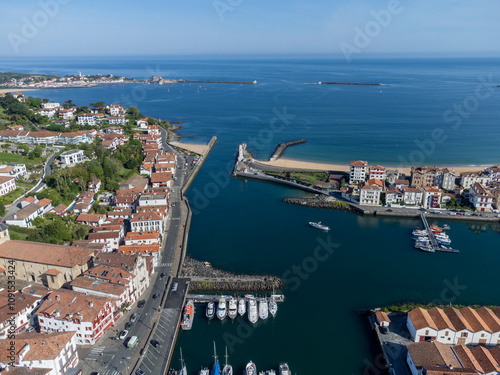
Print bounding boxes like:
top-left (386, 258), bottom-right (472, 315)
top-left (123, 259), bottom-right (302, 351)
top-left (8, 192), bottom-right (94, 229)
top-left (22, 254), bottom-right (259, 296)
top-left (180, 256), bottom-right (285, 292)
top-left (282, 196), bottom-right (358, 212)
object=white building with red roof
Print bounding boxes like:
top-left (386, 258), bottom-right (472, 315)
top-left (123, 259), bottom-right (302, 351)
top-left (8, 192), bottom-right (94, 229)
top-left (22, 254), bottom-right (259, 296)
top-left (359, 179), bottom-right (383, 206)
top-left (0, 331), bottom-right (79, 374)
top-left (36, 289), bottom-right (116, 345)
top-left (469, 182), bottom-right (494, 212)
top-left (422, 186), bottom-right (443, 209)
top-left (349, 160), bottom-right (368, 184)
top-left (0, 176), bottom-right (16, 197)
top-left (129, 211), bottom-right (164, 235)
top-left (0, 290), bottom-right (43, 338)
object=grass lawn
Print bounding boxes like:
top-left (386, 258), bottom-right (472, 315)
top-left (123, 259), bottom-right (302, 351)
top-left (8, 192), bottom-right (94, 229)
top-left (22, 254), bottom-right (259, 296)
top-left (266, 171), bottom-right (330, 186)
top-left (0, 187), bottom-right (25, 206)
top-left (0, 152), bottom-right (45, 169)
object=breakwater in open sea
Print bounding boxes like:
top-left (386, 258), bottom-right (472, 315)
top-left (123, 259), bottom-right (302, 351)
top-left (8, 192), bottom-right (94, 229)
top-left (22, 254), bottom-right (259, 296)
top-left (4, 57), bottom-right (500, 374)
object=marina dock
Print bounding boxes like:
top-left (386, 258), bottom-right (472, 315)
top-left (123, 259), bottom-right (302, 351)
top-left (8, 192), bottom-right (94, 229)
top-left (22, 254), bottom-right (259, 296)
top-left (186, 293), bottom-right (285, 303)
top-left (419, 213), bottom-right (459, 253)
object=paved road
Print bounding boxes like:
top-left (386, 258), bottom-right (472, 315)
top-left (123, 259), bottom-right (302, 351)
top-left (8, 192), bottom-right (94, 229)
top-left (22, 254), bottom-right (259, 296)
top-left (79, 127), bottom-right (194, 375)
top-left (136, 278), bottom-right (189, 375)
top-left (4, 149), bottom-right (59, 219)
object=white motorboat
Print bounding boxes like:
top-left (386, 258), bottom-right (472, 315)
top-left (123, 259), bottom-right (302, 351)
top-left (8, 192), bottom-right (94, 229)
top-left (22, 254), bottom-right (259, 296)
top-left (238, 298), bottom-right (246, 316)
top-left (228, 298), bottom-right (237, 320)
top-left (248, 298), bottom-right (258, 324)
top-left (217, 298), bottom-right (227, 320)
top-left (259, 299), bottom-right (268, 320)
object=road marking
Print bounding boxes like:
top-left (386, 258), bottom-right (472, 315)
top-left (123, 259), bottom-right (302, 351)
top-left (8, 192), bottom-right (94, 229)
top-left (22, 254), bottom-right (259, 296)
top-left (156, 336), bottom-right (164, 342)
top-left (142, 362), bottom-right (152, 372)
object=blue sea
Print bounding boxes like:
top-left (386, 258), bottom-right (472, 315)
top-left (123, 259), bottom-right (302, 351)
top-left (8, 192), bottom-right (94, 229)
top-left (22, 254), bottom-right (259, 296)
top-left (3, 57), bottom-right (500, 374)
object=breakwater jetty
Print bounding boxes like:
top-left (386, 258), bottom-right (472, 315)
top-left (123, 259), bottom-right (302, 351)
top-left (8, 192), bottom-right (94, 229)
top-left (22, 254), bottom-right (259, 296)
top-left (269, 139), bottom-right (306, 161)
top-left (282, 196), bottom-right (356, 212)
top-left (180, 256), bottom-right (285, 292)
top-left (318, 81), bottom-right (382, 85)
top-left (156, 78), bottom-right (257, 84)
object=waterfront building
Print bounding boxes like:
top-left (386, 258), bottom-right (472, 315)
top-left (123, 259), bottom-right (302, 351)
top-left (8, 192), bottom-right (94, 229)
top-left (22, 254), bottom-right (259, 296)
top-left (421, 186), bottom-right (443, 209)
top-left (411, 166), bottom-right (437, 187)
top-left (129, 211), bottom-right (164, 235)
top-left (0, 331), bottom-right (79, 374)
top-left (402, 187), bottom-right (424, 206)
top-left (369, 165), bottom-right (386, 181)
top-left (138, 193), bottom-right (168, 207)
top-left (124, 231), bottom-right (160, 246)
top-left (349, 160), bottom-right (368, 184)
top-left (374, 311), bottom-right (391, 327)
top-left (460, 171), bottom-right (492, 189)
top-left (407, 306), bottom-right (500, 346)
top-left (39, 108), bottom-right (57, 117)
top-left (385, 169), bottom-right (400, 185)
top-left (58, 108), bottom-right (75, 119)
top-left (36, 289), bottom-right (116, 345)
top-left (150, 171), bottom-right (173, 189)
top-left (359, 178), bottom-right (383, 206)
top-left (469, 183), bottom-right (494, 212)
top-left (385, 187), bottom-right (404, 205)
top-left (486, 166), bottom-right (500, 183)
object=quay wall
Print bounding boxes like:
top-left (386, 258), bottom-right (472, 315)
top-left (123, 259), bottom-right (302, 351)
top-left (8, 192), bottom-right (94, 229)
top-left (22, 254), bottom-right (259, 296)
top-left (234, 170), bottom-right (329, 195)
top-left (181, 135), bottom-right (218, 195)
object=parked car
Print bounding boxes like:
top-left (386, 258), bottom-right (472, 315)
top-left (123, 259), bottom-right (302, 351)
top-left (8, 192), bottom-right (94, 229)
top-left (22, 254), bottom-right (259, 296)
top-left (153, 293), bottom-right (160, 300)
top-left (138, 300), bottom-right (146, 308)
top-left (119, 330), bottom-right (129, 340)
top-left (160, 272), bottom-right (167, 278)
top-left (136, 370), bottom-right (146, 375)
top-left (130, 313), bottom-right (139, 323)
top-left (150, 339), bottom-right (160, 348)
top-left (125, 322), bottom-right (133, 330)
top-left (171, 283), bottom-right (178, 292)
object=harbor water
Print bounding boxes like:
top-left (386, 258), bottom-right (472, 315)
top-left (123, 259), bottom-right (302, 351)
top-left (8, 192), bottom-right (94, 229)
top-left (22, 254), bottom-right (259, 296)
top-left (3, 57), bottom-right (500, 374)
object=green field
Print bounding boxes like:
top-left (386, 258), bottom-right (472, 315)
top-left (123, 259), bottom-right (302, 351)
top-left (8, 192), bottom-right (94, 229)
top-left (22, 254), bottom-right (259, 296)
top-left (0, 152), bottom-right (45, 169)
top-left (265, 170), bottom-right (331, 186)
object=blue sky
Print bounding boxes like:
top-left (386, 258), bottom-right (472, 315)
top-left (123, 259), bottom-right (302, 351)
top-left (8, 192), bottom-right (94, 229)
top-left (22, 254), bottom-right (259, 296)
top-left (1, 0), bottom-right (499, 57)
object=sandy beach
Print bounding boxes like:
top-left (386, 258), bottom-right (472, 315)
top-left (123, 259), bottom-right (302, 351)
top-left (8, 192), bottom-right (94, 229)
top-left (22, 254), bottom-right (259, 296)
top-left (256, 157), bottom-right (491, 175)
top-left (0, 88), bottom-right (37, 94)
top-left (170, 141), bottom-right (209, 155)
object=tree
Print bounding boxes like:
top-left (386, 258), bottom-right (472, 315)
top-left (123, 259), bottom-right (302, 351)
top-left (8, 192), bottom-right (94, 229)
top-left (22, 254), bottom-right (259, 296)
top-left (19, 144), bottom-right (29, 154)
top-left (32, 217), bottom-right (45, 227)
top-left (0, 203), bottom-right (5, 217)
top-left (29, 145), bottom-right (43, 159)
top-left (63, 100), bottom-right (74, 109)
top-left (128, 106), bottom-right (141, 120)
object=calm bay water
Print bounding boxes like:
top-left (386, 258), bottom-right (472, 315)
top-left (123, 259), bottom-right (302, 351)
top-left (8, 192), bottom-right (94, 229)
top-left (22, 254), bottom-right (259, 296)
top-left (3, 57), bottom-right (500, 374)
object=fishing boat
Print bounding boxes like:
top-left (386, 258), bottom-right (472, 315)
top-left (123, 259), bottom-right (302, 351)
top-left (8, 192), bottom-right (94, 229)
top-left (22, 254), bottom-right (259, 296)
top-left (412, 229), bottom-right (428, 236)
top-left (212, 342), bottom-right (220, 375)
top-left (228, 298), bottom-right (237, 320)
top-left (222, 347), bottom-right (233, 375)
top-left (181, 300), bottom-right (194, 330)
top-left (259, 298), bottom-right (269, 320)
top-left (248, 298), bottom-right (258, 324)
top-left (279, 363), bottom-right (290, 375)
top-left (266, 371), bottom-right (276, 375)
top-left (238, 298), bottom-right (246, 316)
top-left (217, 298), bottom-right (227, 320)
top-left (246, 361), bottom-right (257, 375)
top-left (437, 240), bottom-right (451, 246)
top-left (309, 221), bottom-right (330, 231)
top-left (199, 368), bottom-right (209, 375)
top-left (179, 348), bottom-right (187, 375)
top-left (206, 301), bottom-right (215, 320)
top-left (269, 297), bottom-right (278, 318)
